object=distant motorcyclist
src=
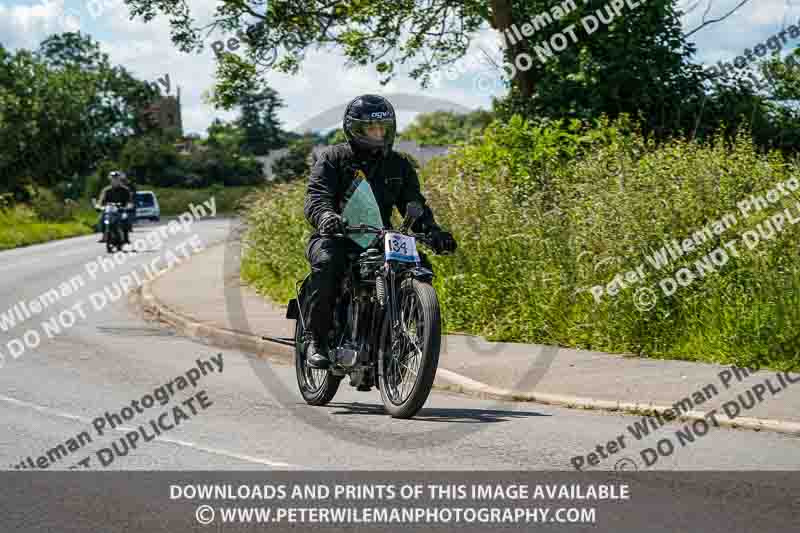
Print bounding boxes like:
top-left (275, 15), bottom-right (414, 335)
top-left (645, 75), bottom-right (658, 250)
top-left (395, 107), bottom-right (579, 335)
top-left (302, 94), bottom-right (457, 369)
top-left (96, 171), bottom-right (132, 244)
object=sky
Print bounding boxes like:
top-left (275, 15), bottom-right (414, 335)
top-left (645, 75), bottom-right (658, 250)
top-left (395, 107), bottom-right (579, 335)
top-left (1, 0), bottom-right (799, 136)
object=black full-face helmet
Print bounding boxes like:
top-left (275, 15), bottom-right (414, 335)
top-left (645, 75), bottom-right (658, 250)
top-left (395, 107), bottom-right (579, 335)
top-left (108, 170), bottom-right (124, 187)
top-left (343, 94), bottom-right (397, 158)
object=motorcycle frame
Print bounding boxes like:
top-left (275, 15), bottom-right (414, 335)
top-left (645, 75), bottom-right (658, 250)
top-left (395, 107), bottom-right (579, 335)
top-left (101, 203), bottom-right (129, 243)
top-left (290, 226), bottom-right (435, 385)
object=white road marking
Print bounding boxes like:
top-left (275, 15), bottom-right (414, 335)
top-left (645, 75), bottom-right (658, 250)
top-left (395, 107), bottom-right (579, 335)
top-left (0, 393), bottom-right (298, 468)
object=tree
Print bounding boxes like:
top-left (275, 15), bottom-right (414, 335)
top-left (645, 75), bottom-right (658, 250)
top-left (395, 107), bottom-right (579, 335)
top-left (118, 133), bottom-right (180, 185)
top-left (118, 1), bottom-right (800, 153)
top-left (207, 118), bottom-right (245, 153)
top-left (400, 109), bottom-right (494, 145)
top-left (271, 134), bottom-right (318, 183)
top-left (0, 33), bottom-right (158, 197)
top-left (0, 44), bottom-right (99, 193)
top-left (125, 1), bottom-right (708, 121)
top-left (492, 1), bottom-right (710, 142)
top-left (37, 32), bottom-right (157, 157)
top-left (123, 1), bottom-right (496, 94)
top-left (237, 86), bottom-right (285, 155)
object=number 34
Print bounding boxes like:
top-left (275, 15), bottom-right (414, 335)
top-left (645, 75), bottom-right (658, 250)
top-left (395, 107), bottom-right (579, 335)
top-left (390, 239), bottom-right (407, 254)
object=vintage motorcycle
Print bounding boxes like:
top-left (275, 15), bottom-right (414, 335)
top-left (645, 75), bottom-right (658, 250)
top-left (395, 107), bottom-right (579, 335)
top-left (286, 181), bottom-right (448, 419)
top-left (97, 202), bottom-right (129, 253)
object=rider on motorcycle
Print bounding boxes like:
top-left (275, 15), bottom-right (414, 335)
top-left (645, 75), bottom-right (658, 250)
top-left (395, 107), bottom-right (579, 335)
top-left (303, 94), bottom-right (457, 370)
top-left (96, 171), bottom-right (133, 245)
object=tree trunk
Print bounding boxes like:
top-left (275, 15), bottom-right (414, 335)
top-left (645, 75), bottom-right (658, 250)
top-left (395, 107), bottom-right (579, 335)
top-left (489, 0), bottom-right (535, 98)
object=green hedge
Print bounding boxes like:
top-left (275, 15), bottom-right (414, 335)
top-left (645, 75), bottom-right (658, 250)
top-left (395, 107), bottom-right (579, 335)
top-left (148, 185), bottom-right (258, 216)
top-left (0, 204), bottom-right (94, 250)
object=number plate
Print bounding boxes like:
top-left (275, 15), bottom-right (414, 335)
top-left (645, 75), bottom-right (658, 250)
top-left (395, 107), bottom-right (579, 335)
top-left (384, 233), bottom-right (419, 263)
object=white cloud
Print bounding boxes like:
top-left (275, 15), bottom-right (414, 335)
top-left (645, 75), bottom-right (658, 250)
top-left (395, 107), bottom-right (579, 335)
top-left (0, 0), bottom-right (80, 50)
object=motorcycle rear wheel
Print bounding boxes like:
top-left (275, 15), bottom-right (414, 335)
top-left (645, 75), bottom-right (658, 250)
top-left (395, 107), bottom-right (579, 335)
top-left (294, 311), bottom-right (341, 406)
top-left (378, 279), bottom-right (441, 419)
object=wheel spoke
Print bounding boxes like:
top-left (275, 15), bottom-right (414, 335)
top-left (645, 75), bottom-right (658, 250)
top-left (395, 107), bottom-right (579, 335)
top-left (383, 285), bottom-right (427, 405)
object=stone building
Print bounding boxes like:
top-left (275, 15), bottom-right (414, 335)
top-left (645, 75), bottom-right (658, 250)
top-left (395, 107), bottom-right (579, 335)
top-left (140, 86), bottom-right (183, 136)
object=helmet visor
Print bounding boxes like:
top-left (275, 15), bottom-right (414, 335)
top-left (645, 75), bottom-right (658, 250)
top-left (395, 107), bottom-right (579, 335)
top-left (348, 118), bottom-right (396, 149)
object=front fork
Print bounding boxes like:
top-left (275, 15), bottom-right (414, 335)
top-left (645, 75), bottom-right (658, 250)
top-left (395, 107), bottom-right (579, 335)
top-left (384, 266), bottom-right (401, 359)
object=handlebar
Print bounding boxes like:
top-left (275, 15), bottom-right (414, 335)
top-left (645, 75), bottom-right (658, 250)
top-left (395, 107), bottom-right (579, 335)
top-left (97, 202), bottom-right (132, 212)
top-left (320, 223), bottom-right (383, 239)
top-left (320, 224), bottom-right (435, 248)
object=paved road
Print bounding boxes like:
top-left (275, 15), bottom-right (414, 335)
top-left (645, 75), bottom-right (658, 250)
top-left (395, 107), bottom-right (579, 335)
top-left (0, 218), bottom-right (798, 472)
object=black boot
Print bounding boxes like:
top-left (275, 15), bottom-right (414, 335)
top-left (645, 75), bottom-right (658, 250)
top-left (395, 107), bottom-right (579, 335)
top-left (304, 335), bottom-right (331, 370)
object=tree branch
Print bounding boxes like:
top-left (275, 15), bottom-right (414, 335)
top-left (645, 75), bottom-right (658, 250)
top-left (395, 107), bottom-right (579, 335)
top-left (684, 0), bottom-right (753, 38)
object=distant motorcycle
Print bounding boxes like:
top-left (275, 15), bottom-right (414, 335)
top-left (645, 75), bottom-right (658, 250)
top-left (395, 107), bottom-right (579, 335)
top-left (287, 201), bottom-right (449, 419)
top-left (97, 202), bottom-right (129, 253)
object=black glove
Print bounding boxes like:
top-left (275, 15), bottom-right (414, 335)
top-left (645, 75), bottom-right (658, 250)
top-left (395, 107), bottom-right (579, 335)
top-left (319, 212), bottom-right (345, 235)
top-left (428, 228), bottom-right (457, 254)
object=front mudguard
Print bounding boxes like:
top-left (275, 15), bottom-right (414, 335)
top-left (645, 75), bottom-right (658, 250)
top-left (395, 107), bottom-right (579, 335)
top-left (401, 266), bottom-right (434, 283)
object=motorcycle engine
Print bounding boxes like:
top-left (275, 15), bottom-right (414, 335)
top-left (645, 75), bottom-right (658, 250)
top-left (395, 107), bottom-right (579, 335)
top-left (333, 344), bottom-right (360, 367)
top-left (358, 248), bottom-right (383, 279)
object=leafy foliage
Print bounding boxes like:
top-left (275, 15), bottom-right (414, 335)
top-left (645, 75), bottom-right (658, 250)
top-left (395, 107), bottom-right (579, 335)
top-left (123, 0), bottom-right (800, 154)
top-left (400, 110), bottom-right (494, 145)
top-left (238, 86), bottom-right (286, 155)
top-left (0, 33), bottom-right (156, 197)
top-left (125, 0), bottom-right (487, 89)
top-left (270, 135), bottom-right (319, 183)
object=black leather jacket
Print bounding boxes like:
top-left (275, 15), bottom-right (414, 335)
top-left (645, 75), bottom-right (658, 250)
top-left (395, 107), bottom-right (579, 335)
top-left (304, 143), bottom-right (438, 237)
top-left (98, 185), bottom-right (132, 206)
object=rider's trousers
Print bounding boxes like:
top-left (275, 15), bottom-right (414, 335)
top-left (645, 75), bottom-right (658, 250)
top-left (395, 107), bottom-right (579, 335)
top-left (305, 236), bottom-right (362, 344)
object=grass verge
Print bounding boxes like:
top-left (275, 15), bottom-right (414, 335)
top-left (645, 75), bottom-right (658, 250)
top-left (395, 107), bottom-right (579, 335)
top-left (0, 205), bottom-right (95, 251)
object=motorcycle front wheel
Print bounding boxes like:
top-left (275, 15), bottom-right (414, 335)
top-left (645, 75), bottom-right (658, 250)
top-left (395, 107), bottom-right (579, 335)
top-left (105, 228), bottom-right (115, 253)
top-left (378, 278), bottom-right (441, 419)
top-left (294, 309), bottom-right (341, 406)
